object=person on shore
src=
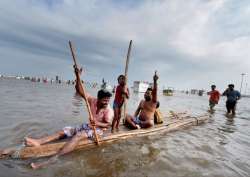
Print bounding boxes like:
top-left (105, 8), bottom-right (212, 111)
top-left (25, 65), bottom-right (113, 169)
top-left (111, 75), bottom-right (130, 133)
top-left (207, 85), bottom-right (220, 110)
top-left (125, 71), bottom-right (158, 129)
top-left (222, 84), bottom-right (241, 115)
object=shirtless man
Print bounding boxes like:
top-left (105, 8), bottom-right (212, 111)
top-left (25, 65), bottom-right (113, 169)
top-left (125, 72), bottom-right (158, 129)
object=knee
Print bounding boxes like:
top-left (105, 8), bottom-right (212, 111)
top-left (74, 132), bottom-right (87, 141)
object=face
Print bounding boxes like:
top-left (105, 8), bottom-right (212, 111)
top-left (118, 76), bottom-right (125, 86)
top-left (98, 97), bottom-right (110, 108)
top-left (211, 86), bottom-right (215, 90)
top-left (144, 90), bottom-right (152, 101)
top-left (229, 85), bottom-right (234, 90)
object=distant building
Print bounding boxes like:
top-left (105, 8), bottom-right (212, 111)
top-left (133, 81), bottom-right (150, 93)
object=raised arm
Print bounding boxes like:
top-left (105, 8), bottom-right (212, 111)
top-left (152, 71), bottom-right (159, 103)
top-left (74, 65), bottom-right (90, 100)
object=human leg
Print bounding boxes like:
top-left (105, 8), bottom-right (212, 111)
top-left (115, 108), bottom-right (121, 130)
top-left (25, 130), bottom-right (66, 147)
top-left (111, 107), bottom-right (120, 132)
top-left (30, 131), bottom-right (88, 169)
top-left (226, 101), bottom-right (231, 113)
top-left (125, 115), bottom-right (139, 129)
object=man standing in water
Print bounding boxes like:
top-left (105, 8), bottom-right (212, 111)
top-left (125, 71), bottom-right (158, 129)
top-left (222, 84), bottom-right (241, 115)
top-left (207, 85), bottom-right (220, 110)
top-left (25, 65), bottom-right (113, 169)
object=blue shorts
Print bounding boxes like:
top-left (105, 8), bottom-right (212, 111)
top-left (63, 123), bottom-right (103, 139)
top-left (113, 101), bottom-right (123, 109)
top-left (132, 116), bottom-right (141, 125)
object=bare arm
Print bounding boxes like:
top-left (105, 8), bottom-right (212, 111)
top-left (134, 101), bottom-right (142, 117)
top-left (95, 121), bottom-right (110, 128)
top-left (122, 86), bottom-right (130, 99)
top-left (74, 65), bottom-right (90, 100)
top-left (152, 71), bottom-right (158, 103)
top-left (222, 89), bottom-right (228, 96)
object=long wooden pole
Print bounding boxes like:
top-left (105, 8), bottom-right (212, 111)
top-left (123, 40), bottom-right (132, 121)
top-left (68, 41), bottom-right (100, 145)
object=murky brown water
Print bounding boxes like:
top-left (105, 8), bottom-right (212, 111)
top-left (0, 78), bottom-right (249, 177)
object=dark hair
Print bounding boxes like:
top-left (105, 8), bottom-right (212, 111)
top-left (228, 84), bottom-right (234, 88)
top-left (97, 89), bottom-right (112, 99)
top-left (147, 87), bottom-right (153, 92)
top-left (211, 85), bottom-right (216, 88)
top-left (156, 101), bottom-right (160, 108)
top-left (117, 75), bottom-right (125, 81)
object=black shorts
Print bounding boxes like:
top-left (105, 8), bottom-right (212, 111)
top-left (226, 101), bottom-right (236, 110)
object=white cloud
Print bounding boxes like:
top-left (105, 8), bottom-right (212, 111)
top-left (0, 0), bottom-right (250, 90)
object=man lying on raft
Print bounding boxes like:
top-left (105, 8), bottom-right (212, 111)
top-left (25, 65), bottom-right (113, 169)
top-left (125, 71), bottom-right (159, 129)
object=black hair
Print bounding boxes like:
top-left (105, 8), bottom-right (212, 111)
top-left (97, 89), bottom-right (112, 99)
top-left (228, 84), bottom-right (234, 88)
top-left (147, 87), bottom-right (153, 92)
top-left (117, 75), bottom-right (125, 81)
top-left (211, 85), bottom-right (216, 88)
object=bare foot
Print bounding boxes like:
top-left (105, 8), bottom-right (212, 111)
top-left (25, 137), bottom-right (41, 147)
top-left (136, 125), bottom-right (141, 129)
top-left (31, 156), bottom-right (58, 169)
top-left (31, 162), bottom-right (41, 169)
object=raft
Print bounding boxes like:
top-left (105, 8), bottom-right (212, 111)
top-left (0, 113), bottom-right (209, 159)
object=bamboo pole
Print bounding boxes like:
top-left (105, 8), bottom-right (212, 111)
top-left (68, 41), bottom-right (100, 145)
top-left (123, 40), bottom-right (132, 122)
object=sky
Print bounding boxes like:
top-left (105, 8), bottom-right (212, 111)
top-left (0, 0), bottom-right (250, 92)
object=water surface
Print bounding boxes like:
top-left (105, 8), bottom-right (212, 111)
top-left (0, 78), bottom-right (249, 177)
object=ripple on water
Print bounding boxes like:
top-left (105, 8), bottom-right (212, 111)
top-left (0, 80), bottom-right (250, 177)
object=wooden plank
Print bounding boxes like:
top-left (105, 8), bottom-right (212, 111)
top-left (0, 114), bottom-right (209, 159)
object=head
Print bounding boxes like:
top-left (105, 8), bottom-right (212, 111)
top-left (211, 85), bottom-right (216, 91)
top-left (144, 87), bottom-right (153, 101)
top-left (117, 75), bottom-right (126, 86)
top-left (228, 84), bottom-right (234, 91)
top-left (97, 89), bottom-right (112, 108)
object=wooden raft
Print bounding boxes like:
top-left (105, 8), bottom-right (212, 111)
top-left (0, 114), bottom-right (209, 159)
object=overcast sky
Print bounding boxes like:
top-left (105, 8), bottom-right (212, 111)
top-left (0, 0), bottom-right (249, 91)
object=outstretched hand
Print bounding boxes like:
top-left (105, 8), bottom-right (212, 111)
top-left (73, 65), bottom-right (83, 75)
top-left (153, 71), bottom-right (159, 81)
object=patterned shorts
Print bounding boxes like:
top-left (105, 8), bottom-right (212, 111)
top-left (63, 123), bottom-right (103, 139)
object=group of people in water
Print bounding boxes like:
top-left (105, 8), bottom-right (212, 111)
top-left (207, 84), bottom-right (241, 114)
top-left (25, 64), bottom-right (159, 169)
top-left (24, 63), bottom-right (242, 169)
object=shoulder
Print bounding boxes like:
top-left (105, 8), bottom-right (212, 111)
top-left (103, 105), bottom-right (114, 121)
top-left (139, 100), bottom-right (144, 107)
top-left (88, 96), bottom-right (97, 104)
